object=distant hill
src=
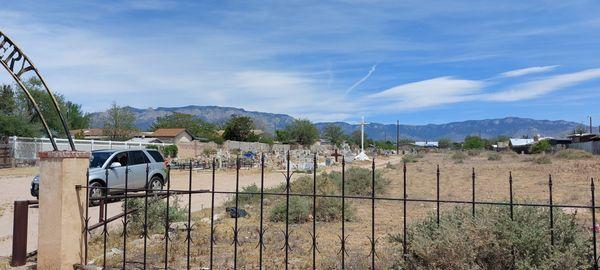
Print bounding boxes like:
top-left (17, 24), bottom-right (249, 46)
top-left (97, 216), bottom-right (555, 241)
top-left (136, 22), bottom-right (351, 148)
top-left (90, 105), bottom-right (295, 132)
top-left (90, 106), bottom-right (581, 141)
top-left (315, 117), bottom-right (581, 141)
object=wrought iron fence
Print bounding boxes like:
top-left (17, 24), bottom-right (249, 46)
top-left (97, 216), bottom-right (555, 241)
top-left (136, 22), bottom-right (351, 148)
top-left (75, 153), bottom-right (600, 269)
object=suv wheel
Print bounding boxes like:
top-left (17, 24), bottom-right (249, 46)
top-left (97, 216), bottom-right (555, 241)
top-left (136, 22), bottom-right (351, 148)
top-left (148, 176), bottom-right (163, 192)
top-left (89, 181), bottom-right (104, 206)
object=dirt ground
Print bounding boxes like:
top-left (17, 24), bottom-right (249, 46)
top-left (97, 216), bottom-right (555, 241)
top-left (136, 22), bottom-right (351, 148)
top-left (86, 151), bottom-right (600, 269)
top-left (1, 151), bottom-right (599, 268)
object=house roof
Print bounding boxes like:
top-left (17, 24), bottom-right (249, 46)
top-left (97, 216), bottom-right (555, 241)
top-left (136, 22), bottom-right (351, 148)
top-left (70, 128), bottom-right (105, 137)
top-left (509, 138), bottom-right (534, 147)
top-left (414, 141), bottom-right (439, 147)
top-left (149, 128), bottom-right (190, 138)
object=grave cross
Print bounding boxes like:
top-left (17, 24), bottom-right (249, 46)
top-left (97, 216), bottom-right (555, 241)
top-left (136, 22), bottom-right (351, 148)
top-left (331, 148), bottom-right (342, 162)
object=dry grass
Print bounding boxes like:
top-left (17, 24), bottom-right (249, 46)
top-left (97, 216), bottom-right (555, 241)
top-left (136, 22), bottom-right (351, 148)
top-left (87, 151), bottom-right (600, 268)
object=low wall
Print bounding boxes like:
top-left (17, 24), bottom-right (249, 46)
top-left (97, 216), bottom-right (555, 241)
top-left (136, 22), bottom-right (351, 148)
top-left (177, 141), bottom-right (220, 159)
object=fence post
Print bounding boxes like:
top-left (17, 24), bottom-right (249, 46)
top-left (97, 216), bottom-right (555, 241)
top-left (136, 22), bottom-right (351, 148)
top-left (472, 168), bottom-right (476, 217)
top-left (403, 161), bottom-right (408, 259)
top-left (592, 178), bottom-right (598, 270)
top-left (548, 174), bottom-right (554, 246)
top-left (37, 151), bottom-right (90, 270)
top-left (11, 136), bottom-right (17, 167)
top-left (10, 201), bottom-right (29, 267)
top-left (436, 165), bottom-right (440, 226)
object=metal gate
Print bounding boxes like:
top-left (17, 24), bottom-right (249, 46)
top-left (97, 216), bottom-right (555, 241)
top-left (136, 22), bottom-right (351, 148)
top-left (0, 137), bottom-right (11, 168)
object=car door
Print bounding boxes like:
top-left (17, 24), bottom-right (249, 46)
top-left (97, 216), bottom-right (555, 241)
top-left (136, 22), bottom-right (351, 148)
top-left (128, 150), bottom-right (150, 189)
top-left (106, 152), bottom-right (129, 191)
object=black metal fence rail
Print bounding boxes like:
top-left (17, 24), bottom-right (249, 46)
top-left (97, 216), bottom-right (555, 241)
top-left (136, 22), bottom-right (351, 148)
top-left (76, 153), bottom-right (600, 269)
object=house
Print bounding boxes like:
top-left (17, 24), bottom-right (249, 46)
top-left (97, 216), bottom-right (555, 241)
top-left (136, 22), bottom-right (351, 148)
top-left (493, 141), bottom-right (510, 151)
top-left (70, 128), bottom-right (108, 140)
top-left (567, 133), bottom-right (600, 143)
top-left (547, 138), bottom-right (571, 151)
top-left (147, 128), bottom-right (194, 144)
top-left (509, 138), bottom-right (534, 153)
top-left (414, 141), bottom-right (439, 148)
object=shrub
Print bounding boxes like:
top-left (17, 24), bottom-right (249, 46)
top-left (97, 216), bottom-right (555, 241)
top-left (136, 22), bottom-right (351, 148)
top-left (438, 138), bottom-right (452, 149)
top-left (163, 145), bottom-right (178, 158)
top-left (124, 197), bottom-right (187, 234)
top-left (451, 151), bottom-right (467, 163)
top-left (225, 184), bottom-right (261, 207)
top-left (202, 148), bottom-right (217, 156)
top-left (487, 152), bottom-right (501, 161)
top-left (391, 206), bottom-right (589, 270)
top-left (385, 162), bottom-right (398, 170)
top-left (531, 140), bottom-right (551, 154)
top-left (325, 167), bottom-right (390, 196)
top-left (467, 149), bottom-right (481, 156)
top-left (534, 155), bottom-right (552, 164)
top-left (402, 153), bottom-right (423, 163)
top-left (260, 175), bottom-right (357, 223)
top-left (555, 149), bottom-right (592, 159)
top-left (463, 136), bottom-right (486, 149)
top-left (269, 196), bottom-right (311, 223)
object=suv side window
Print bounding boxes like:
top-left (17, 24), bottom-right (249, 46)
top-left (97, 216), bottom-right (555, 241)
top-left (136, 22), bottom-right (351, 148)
top-left (110, 152), bottom-right (128, 167)
top-left (147, 150), bottom-right (164, 163)
top-left (129, 150), bottom-right (150, 165)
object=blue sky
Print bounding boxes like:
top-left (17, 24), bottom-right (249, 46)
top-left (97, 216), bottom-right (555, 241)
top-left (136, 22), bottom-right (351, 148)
top-left (1, 1), bottom-right (600, 125)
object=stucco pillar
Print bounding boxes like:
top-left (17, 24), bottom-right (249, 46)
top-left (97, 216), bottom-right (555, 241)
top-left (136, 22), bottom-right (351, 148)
top-left (37, 151), bottom-right (90, 270)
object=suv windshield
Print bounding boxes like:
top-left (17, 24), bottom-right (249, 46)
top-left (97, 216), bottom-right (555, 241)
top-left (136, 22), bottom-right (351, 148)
top-left (89, 152), bottom-right (113, 168)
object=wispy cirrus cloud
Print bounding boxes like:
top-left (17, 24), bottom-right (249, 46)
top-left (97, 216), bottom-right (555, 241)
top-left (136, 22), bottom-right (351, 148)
top-left (367, 68), bottom-right (600, 111)
top-left (369, 76), bottom-right (484, 110)
top-left (487, 68), bottom-right (600, 101)
top-left (499, 65), bottom-right (559, 78)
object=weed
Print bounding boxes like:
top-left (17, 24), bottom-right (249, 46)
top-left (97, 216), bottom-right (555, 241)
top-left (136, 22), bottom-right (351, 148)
top-left (124, 196), bottom-right (187, 234)
top-left (487, 152), bottom-right (502, 161)
top-left (555, 149), bottom-right (592, 159)
top-left (451, 151), bottom-right (467, 163)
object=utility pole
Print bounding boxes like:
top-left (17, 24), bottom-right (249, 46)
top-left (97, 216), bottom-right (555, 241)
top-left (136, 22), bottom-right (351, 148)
top-left (396, 120), bottom-right (400, 155)
top-left (590, 116), bottom-right (593, 134)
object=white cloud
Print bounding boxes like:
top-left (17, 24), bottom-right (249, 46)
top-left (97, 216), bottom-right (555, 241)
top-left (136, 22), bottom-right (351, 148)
top-left (369, 76), bottom-right (484, 109)
top-left (487, 68), bottom-right (600, 101)
top-left (500, 65), bottom-right (559, 78)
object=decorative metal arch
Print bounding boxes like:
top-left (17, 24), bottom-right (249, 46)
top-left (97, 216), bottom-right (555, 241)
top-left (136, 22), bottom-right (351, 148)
top-left (0, 29), bottom-right (75, 151)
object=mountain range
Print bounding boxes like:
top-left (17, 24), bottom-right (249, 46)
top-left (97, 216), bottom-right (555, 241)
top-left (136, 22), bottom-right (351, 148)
top-left (89, 105), bottom-right (584, 141)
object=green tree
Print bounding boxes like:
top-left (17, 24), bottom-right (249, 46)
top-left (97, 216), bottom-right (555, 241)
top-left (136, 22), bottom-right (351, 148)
top-left (0, 114), bottom-right (41, 137)
top-left (463, 135), bottom-right (486, 149)
top-left (102, 102), bottom-right (137, 141)
top-left (283, 119), bottom-right (319, 146)
top-left (374, 140), bottom-right (395, 150)
top-left (1, 81), bottom-right (88, 137)
top-left (275, 129), bottom-right (290, 143)
top-left (350, 130), bottom-right (368, 147)
top-left (64, 101), bottom-right (90, 131)
top-left (322, 124), bottom-right (345, 147)
top-left (530, 140), bottom-right (551, 154)
top-left (573, 125), bottom-right (587, 135)
top-left (223, 115), bottom-right (255, 141)
top-left (0, 85), bottom-right (16, 115)
top-left (438, 138), bottom-right (452, 149)
top-left (150, 113), bottom-right (220, 142)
